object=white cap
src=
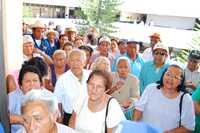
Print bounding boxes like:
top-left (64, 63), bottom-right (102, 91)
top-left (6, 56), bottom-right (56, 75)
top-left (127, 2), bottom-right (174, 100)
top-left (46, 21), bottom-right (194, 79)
top-left (153, 42), bottom-right (169, 54)
top-left (23, 35), bottom-right (34, 44)
top-left (99, 36), bottom-right (111, 44)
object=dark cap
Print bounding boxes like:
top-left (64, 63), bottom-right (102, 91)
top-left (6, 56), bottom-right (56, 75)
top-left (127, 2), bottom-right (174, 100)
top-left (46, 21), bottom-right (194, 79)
top-left (188, 50), bottom-right (200, 62)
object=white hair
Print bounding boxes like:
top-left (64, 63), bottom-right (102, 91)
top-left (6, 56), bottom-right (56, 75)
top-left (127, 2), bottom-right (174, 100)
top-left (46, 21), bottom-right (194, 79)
top-left (116, 56), bottom-right (131, 71)
top-left (91, 56), bottom-right (111, 72)
top-left (68, 48), bottom-right (87, 61)
top-left (21, 89), bottom-right (58, 114)
top-left (53, 49), bottom-right (67, 59)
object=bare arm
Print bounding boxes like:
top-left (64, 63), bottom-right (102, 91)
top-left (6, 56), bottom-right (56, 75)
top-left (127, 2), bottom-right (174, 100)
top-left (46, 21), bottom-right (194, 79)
top-left (107, 128), bottom-right (113, 133)
top-left (68, 111), bottom-right (76, 128)
top-left (133, 109), bottom-right (143, 121)
top-left (164, 127), bottom-right (192, 133)
top-left (6, 75), bottom-right (17, 93)
top-left (193, 101), bottom-right (200, 115)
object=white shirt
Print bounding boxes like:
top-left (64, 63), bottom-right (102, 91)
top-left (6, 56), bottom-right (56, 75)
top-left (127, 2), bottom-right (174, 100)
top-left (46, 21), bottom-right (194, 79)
top-left (54, 69), bottom-right (91, 113)
top-left (142, 48), bottom-right (153, 62)
top-left (73, 96), bottom-right (126, 133)
top-left (135, 83), bottom-right (195, 132)
top-left (16, 122), bottom-right (76, 133)
top-left (184, 67), bottom-right (200, 93)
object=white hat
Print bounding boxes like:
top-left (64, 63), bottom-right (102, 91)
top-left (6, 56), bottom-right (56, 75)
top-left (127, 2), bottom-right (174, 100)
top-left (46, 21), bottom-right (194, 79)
top-left (45, 29), bottom-right (59, 37)
top-left (31, 20), bottom-right (45, 28)
top-left (153, 42), bottom-right (169, 54)
top-left (23, 35), bottom-right (34, 44)
top-left (99, 36), bottom-right (111, 44)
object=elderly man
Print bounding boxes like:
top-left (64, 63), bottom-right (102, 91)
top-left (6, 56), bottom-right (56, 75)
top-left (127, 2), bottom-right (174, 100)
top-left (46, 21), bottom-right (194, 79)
top-left (142, 33), bottom-right (161, 62)
top-left (124, 40), bottom-right (144, 78)
top-left (64, 27), bottom-right (77, 42)
top-left (184, 50), bottom-right (200, 94)
top-left (54, 49), bottom-right (91, 125)
top-left (89, 36), bottom-right (115, 69)
top-left (16, 89), bottom-right (75, 133)
top-left (139, 42), bottom-right (169, 94)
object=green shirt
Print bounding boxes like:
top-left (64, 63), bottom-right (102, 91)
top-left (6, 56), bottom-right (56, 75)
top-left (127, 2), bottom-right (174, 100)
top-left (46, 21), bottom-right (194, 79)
top-left (192, 87), bottom-right (200, 133)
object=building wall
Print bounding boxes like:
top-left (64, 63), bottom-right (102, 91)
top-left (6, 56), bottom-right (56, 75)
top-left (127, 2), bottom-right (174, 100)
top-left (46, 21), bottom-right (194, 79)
top-left (146, 14), bottom-right (196, 29)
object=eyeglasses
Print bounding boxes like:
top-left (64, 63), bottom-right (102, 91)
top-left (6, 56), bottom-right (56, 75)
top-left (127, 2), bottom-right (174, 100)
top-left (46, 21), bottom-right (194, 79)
top-left (165, 72), bottom-right (182, 80)
top-left (88, 83), bottom-right (105, 90)
top-left (153, 51), bottom-right (166, 56)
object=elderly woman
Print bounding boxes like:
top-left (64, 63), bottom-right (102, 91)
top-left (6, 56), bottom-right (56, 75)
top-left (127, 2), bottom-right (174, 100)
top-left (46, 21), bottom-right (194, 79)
top-left (133, 65), bottom-right (195, 133)
top-left (109, 57), bottom-right (140, 119)
top-left (91, 56), bottom-right (111, 72)
top-left (69, 70), bottom-right (125, 133)
top-left (16, 89), bottom-right (75, 133)
top-left (54, 49), bottom-right (91, 125)
top-left (9, 65), bottom-right (51, 133)
top-left (49, 50), bottom-right (70, 90)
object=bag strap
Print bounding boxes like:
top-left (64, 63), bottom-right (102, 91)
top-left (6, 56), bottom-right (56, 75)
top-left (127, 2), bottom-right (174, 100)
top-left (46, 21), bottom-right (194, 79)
top-left (179, 92), bottom-right (187, 127)
top-left (105, 97), bottom-right (114, 133)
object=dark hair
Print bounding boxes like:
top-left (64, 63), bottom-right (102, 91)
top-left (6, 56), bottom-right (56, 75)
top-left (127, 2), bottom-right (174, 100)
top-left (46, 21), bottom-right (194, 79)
top-left (62, 41), bottom-right (74, 49)
top-left (87, 70), bottom-right (112, 91)
top-left (118, 40), bottom-right (127, 46)
top-left (87, 33), bottom-right (97, 46)
top-left (59, 34), bottom-right (66, 40)
top-left (79, 45), bottom-right (93, 56)
top-left (111, 38), bottom-right (118, 44)
top-left (18, 65), bottom-right (43, 86)
top-left (157, 64), bottom-right (186, 92)
top-left (24, 57), bottom-right (48, 77)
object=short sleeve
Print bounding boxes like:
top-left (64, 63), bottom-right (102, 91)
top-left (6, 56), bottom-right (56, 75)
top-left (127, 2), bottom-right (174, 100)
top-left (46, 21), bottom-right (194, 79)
top-left (106, 98), bottom-right (126, 128)
top-left (181, 94), bottom-right (195, 130)
top-left (135, 83), bottom-right (155, 111)
top-left (192, 87), bottom-right (200, 102)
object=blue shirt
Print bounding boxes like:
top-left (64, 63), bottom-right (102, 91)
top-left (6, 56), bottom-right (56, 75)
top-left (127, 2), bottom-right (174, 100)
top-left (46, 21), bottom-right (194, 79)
top-left (31, 34), bottom-right (49, 54)
top-left (8, 89), bottom-right (24, 133)
top-left (0, 123), bottom-right (4, 133)
top-left (139, 61), bottom-right (169, 94)
top-left (125, 53), bottom-right (144, 78)
top-left (43, 39), bottom-right (59, 56)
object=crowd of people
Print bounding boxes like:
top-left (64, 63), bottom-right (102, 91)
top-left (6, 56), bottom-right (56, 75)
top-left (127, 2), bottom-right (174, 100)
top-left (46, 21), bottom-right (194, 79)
top-left (5, 19), bottom-right (200, 133)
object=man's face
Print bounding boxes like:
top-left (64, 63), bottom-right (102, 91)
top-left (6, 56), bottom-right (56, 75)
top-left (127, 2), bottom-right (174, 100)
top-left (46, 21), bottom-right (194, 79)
top-left (32, 28), bottom-right (43, 39)
top-left (127, 44), bottom-right (139, 57)
top-left (66, 31), bottom-right (76, 42)
top-left (153, 49), bottom-right (167, 65)
top-left (187, 58), bottom-right (200, 72)
top-left (22, 101), bottom-right (55, 133)
top-left (150, 37), bottom-right (160, 47)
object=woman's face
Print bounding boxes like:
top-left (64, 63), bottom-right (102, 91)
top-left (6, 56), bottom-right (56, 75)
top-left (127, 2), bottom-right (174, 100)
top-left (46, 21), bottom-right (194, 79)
top-left (59, 36), bottom-right (67, 48)
top-left (53, 53), bottom-right (66, 68)
top-left (21, 72), bottom-right (41, 94)
top-left (117, 59), bottom-right (130, 78)
top-left (88, 75), bottom-right (106, 102)
top-left (23, 43), bottom-right (34, 56)
top-left (163, 66), bottom-right (182, 91)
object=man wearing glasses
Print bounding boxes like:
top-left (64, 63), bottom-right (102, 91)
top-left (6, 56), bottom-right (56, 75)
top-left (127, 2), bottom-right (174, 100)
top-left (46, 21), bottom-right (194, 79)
top-left (184, 50), bottom-right (200, 94)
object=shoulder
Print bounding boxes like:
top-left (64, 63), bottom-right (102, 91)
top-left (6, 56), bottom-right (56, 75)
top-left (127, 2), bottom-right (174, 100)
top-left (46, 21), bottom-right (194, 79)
top-left (143, 83), bottom-right (159, 93)
top-left (128, 74), bottom-right (139, 82)
top-left (56, 123), bottom-right (75, 133)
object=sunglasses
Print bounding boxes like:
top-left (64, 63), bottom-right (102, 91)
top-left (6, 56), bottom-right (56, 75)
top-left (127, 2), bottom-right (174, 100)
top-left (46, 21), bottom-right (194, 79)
top-left (153, 51), bottom-right (166, 56)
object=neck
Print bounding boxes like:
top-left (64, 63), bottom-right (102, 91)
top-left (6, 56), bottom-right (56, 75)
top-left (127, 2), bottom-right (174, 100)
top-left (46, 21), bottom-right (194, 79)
top-left (73, 70), bottom-right (83, 81)
top-left (55, 66), bottom-right (65, 74)
top-left (162, 87), bottom-right (178, 98)
top-left (50, 123), bottom-right (57, 133)
top-left (129, 54), bottom-right (137, 61)
top-left (154, 62), bottom-right (164, 68)
top-left (88, 95), bottom-right (106, 112)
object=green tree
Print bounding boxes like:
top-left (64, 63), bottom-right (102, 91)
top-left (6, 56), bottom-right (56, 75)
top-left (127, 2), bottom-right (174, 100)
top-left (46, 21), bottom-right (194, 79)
top-left (79, 0), bottom-right (121, 35)
top-left (175, 18), bottom-right (200, 63)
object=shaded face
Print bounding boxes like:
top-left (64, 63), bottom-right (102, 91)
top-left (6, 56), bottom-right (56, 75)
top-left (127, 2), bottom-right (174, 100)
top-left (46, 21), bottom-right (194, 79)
top-left (111, 40), bottom-right (118, 50)
top-left (153, 49), bottom-right (167, 65)
top-left (33, 28), bottom-right (43, 39)
top-left (69, 53), bottom-right (85, 76)
top-left (74, 39), bottom-right (84, 48)
top-left (53, 53), bottom-right (66, 68)
top-left (83, 50), bottom-right (91, 64)
top-left (98, 41), bottom-right (110, 56)
top-left (187, 58), bottom-right (200, 72)
top-left (127, 44), bottom-right (139, 57)
top-left (66, 31), bottom-right (76, 42)
top-left (22, 101), bottom-right (55, 133)
top-left (59, 36), bottom-right (68, 48)
top-left (21, 72), bottom-right (41, 94)
top-left (48, 32), bottom-right (55, 41)
top-left (88, 75), bottom-right (106, 101)
top-left (118, 44), bottom-right (127, 54)
top-left (150, 37), bottom-right (160, 46)
top-left (63, 45), bottom-right (73, 56)
top-left (23, 43), bottom-right (34, 56)
top-left (117, 60), bottom-right (130, 78)
top-left (163, 66), bottom-right (182, 91)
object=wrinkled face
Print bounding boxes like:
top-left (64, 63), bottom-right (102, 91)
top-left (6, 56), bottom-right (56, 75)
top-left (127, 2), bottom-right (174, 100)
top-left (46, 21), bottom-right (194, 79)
top-left (69, 53), bottom-right (85, 76)
top-left (127, 44), bottom-right (139, 57)
top-left (48, 32), bottom-right (55, 41)
top-left (150, 37), bottom-right (160, 46)
top-left (23, 43), bottom-right (34, 56)
top-left (153, 49), bottom-right (167, 65)
top-left (118, 44), bottom-right (127, 54)
top-left (53, 53), bottom-right (66, 68)
top-left (96, 61), bottom-right (110, 72)
top-left (111, 40), bottom-right (118, 50)
top-left (88, 75), bottom-right (106, 102)
top-left (117, 59), bottom-right (130, 78)
top-left (22, 101), bottom-right (55, 133)
top-left (33, 28), bottom-right (43, 39)
top-left (21, 72), bottom-right (41, 94)
top-left (163, 66), bottom-right (183, 91)
top-left (98, 41), bottom-right (110, 56)
top-left (187, 58), bottom-right (200, 72)
top-left (66, 31), bottom-right (76, 42)
top-left (59, 36), bottom-right (68, 48)
top-left (74, 39), bottom-right (84, 48)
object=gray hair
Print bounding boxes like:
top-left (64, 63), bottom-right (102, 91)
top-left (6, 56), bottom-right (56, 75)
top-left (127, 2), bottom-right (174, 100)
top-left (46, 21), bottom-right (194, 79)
top-left (53, 49), bottom-right (67, 59)
top-left (116, 56), bottom-right (131, 69)
top-left (21, 89), bottom-right (58, 114)
top-left (68, 48), bottom-right (86, 62)
top-left (91, 56), bottom-right (111, 72)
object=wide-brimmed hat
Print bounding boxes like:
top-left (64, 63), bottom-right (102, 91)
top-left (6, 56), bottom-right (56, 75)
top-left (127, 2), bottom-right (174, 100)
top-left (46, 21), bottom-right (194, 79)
top-left (45, 29), bottom-right (59, 37)
top-left (149, 33), bottom-right (160, 39)
top-left (65, 27), bottom-right (77, 32)
top-left (31, 20), bottom-right (45, 28)
top-left (23, 35), bottom-right (34, 44)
